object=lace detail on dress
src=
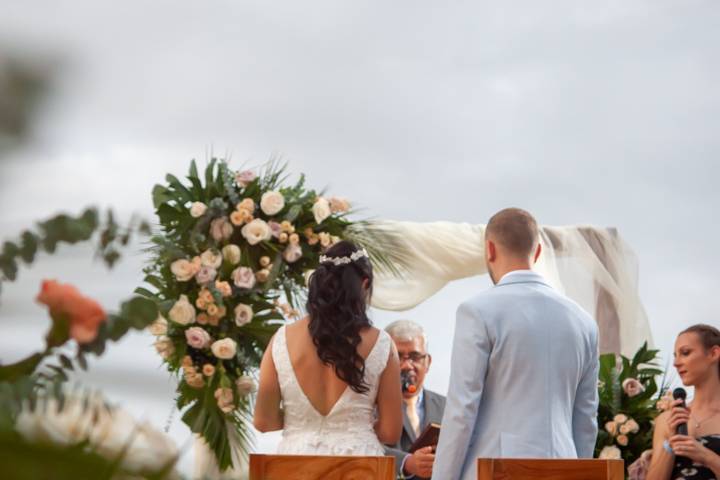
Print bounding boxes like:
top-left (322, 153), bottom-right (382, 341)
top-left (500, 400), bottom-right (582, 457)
top-left (272, 326), bottom-right (392, 456)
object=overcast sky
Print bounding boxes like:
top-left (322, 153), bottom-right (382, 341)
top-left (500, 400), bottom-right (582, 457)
top-left (1, 0), bottom-right (718, 474)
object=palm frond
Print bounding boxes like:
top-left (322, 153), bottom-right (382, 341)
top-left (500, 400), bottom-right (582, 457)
top-left (344, 221), bottom-right (412, 277)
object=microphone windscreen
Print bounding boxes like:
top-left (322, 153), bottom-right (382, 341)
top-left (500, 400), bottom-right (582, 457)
top-left (673, 387), bottom-right (687, 401)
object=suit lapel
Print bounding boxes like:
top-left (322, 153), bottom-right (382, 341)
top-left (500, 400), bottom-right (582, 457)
top-left (424, 391), bottom-right (443, 424)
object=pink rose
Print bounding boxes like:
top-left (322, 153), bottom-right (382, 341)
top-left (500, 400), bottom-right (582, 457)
top-left (195, 266), bottom-right (217, 284)
top-left (210, 217), bottom-right (233, 242)
top-left (231, 266), bottom-right (256, 289)
top-left (628, 449), bottom-right (652, 480)
top-left (282, 243), bottom-right (302, 263)
top-left (185, 326), bottom-right (211, 349)
top-left (268, 221), bottom-right (282, 239)
top-left (235, 170), bottom-right (257, 188)
top-left (622, 378), bottom-right (645, 397)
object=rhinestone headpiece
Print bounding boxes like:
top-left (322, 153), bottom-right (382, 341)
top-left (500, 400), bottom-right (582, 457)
top-left (319, 248), bottom-right (369, 266)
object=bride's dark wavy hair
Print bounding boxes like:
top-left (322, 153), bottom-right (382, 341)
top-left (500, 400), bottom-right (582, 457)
top-left (307, 240), bottom-right (373, 394)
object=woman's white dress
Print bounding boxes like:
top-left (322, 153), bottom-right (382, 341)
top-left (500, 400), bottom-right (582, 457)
top-left (272, 325), bottom-right (391, 456)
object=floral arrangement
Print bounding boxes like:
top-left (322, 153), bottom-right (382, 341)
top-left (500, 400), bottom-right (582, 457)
top-left (594, 342), bottom-right (669, 478)
top-left (13, 389), bottom-right (178, 477)
top-left (0, 208), bottom-right (172, 479)
top-left (141, 159), bottom-right (403, 471)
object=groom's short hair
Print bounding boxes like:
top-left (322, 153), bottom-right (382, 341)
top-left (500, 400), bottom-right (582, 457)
top-left (486, 208), bottom-right (539, 257)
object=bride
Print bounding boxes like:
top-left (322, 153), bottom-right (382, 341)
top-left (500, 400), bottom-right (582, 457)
top-left (253, 240), bottom-right (402, 455)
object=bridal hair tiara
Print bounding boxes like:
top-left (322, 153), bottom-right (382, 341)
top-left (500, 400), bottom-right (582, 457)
top-left (319, 248), bottom-right (369, 266)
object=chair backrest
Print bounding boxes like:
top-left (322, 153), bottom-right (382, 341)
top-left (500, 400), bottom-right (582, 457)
top-left (477, 458), bottom-right (625, 480)
top-left (249, 454), bottom-right (395, 480)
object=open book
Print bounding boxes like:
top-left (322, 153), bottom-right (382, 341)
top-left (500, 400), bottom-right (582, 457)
top-left (409, 423), bottom-right (441, 453)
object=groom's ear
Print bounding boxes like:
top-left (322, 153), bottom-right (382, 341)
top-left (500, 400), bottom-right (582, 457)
top-left (533, 243), bottom-right (542, 264)
top-left (486, 240), bottom-right (497, 262)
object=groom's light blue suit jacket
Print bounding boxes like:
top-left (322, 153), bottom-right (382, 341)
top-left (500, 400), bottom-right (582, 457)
top-left (431, 270), bottom-right (599, 480)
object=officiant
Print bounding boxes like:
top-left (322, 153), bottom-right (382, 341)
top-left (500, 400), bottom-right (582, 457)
top-left (384, 320), bottom-right (446, 480)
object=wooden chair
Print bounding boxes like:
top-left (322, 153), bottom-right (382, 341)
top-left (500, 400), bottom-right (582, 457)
top-left (249, 454), bottom-right (395, 480)
top-left (477, 458), bottom-right (624, 480)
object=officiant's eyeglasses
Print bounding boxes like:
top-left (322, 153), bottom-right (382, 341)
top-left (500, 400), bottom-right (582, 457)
top-left (399, 352), bottom-right (429, 365)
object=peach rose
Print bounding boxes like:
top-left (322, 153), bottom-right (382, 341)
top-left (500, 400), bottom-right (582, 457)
top-left (36, 280), bottom-right (106, 344)
top-left (605, 421), bottom-right (618, 436)
top-left (599, 445), bottom-right (622, 460)
top-left (211, 338), bottom-right (237, 359)
top-left (202, 364), bottom-right (215, 377)
top-left (168, 295), bottom-right (196, 325)
top-left (215, 280), bottom-right (232, 297)
top-left (189, 202), bottom-right (208, 218)
top-left (236, 375), bottom-right (256, 396)
top-left (621, 419), bottom-right (640, 435)
top-left (147, 314), bottom-right (168, 336)
top-left (234, 304), bottom-right (253, 327)
top-left (255, 269), bottom-right (270, 283)
top-left (235, 170), bottom-right (257, 187)
top-left (312, 197), bottom-right (331, 224)
top-left (170, 259), bottom-right (198, 282)
top-left (613, 414), bottom-right (628, 424)
top-left (241, 219), bottom-right (272, 245)
top-left (616, 434), bottom-right (629, 446)
top-left (236, 198), bottom-right (255, 213)
top-left (214, 387), bottom-right (235, 413)
top-left (318, 232), bottom-right (331, 247)
top-left (185, 372), bottom-right (205, 389)
top-left (260, 191), bottom-right (285, 216)
top-left (154, 336), bottom-right (174, 360)
top-left (210, 217), bottom-right (233, 242)
top-left (328, 197), bottom-right (350, 213)
top-left (200, 249), bottom-right (223, 269)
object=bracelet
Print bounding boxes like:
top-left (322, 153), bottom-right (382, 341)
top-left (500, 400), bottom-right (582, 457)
top-left (663, 439), bottom-right (674, 455)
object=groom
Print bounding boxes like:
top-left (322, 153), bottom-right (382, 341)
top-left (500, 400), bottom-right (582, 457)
top-left (432, 208), bottom-right (599, 480)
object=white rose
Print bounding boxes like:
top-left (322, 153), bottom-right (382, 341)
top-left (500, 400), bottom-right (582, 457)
top-left (312, 197), bottom-right (331, 224)
top-left (283, 243), bottom-right (302, 263)
top-left (234, 303), bottom-right (253, 327)
top-left (211, 338), bottom-right (237, 359)
top-left (168, 295), bottom-right (196, 325)
top-left (236, 375), bottom-right (256, 396)
top-left (154, 336), bottom-right (175, 360)
top-left (599, 445), bottom-right (622, 460)
top-left (222, 244), bottom-right (241, 265)
top-left (200, 249), bottom-right (223, 269)
top-left (189, 202), bottom-right (208, 218)
top-left (170, 259), bottom-right (197, 282)
top-left (147, 314), bottom-right (168, 336)
top-left (328, 197), bottom-right (350, 213)
top-left (260, 191), bottom-right (285, 216)
top-left (241, 219), bottom-right (272, 245)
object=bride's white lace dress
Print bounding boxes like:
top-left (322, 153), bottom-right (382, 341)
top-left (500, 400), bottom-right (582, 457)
top-left (272, 325), bottom-right (392, 456)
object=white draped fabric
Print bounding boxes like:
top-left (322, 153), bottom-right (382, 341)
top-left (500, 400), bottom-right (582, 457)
top-left (369, 220), bottom-right (653, 357)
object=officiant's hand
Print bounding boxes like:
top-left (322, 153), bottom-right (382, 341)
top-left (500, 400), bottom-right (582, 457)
top-left (404, 446), bottom-right (435, 478)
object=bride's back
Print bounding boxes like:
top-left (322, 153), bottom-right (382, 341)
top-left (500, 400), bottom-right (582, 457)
top-left (285, 318), bottom-right (381, 416)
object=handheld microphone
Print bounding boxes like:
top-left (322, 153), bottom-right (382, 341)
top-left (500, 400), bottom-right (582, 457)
top-left (401, 370), bottom-right (417, 394)
top-left (673, 387), bottom-right (688, 436)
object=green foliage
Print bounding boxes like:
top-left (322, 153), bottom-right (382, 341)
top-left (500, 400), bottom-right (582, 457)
top-left (594, 342), bottom-right (669, 471)
top-left (144, 158), bottom-right (412, 471)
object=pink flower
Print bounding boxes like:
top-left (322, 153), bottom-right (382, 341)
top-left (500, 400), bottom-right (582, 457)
top-left (622, 378), bottom-right (645, 397)
top-left (282, 243), bottom-right (302, 263)
top-left (235, 170), bottom-right (257, 187)
top-left (185, 326), bottom-right (211, 349)
top-left (268, 221), bottom-right (282, 239)
top-left (210, 217), bottom-right (233, 242)
top-left (195, 266), bottom-right (217, 284)
top-left (231, 266), bottom-right (256, 289)
top-left (628, 449), bottom-right (652, 480)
